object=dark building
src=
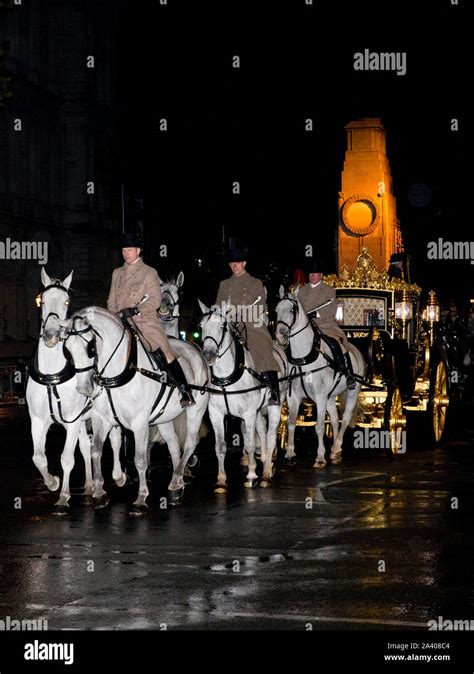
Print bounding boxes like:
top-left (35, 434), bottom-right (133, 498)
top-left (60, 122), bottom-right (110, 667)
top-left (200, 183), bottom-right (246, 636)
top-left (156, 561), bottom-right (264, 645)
top-left (0, 0), bottom-right (125, 358)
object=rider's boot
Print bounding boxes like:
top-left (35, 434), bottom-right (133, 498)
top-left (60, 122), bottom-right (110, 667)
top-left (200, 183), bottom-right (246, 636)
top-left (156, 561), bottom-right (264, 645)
top-left (264, 370), bottom-right (281, 406)
top-left (344, 352), bottom-right (357, 390)
top-left (166, 358), bottom-right (196, 407)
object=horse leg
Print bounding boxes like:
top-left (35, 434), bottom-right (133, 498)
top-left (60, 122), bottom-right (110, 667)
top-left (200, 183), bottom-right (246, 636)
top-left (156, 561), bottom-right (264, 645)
top-left (327, 397), bottom-right (342, 463)
top-left (256, 406), bottom-right (272, 488)
top-left (78, 421), bottom-right (93, 502)
top-left (30, 416), bottom-right (58, 491)
top-left (242, 412), bottom-right (258, 488)
top-left (110, 425), bottom-right (127, 487)
top-left (261, 407), bottom-right (279, 487)
top-left (209, 407), bottom-right (227, 493)
top-left (157, 422), bottom-right (184, 505)
top-left (285, 395), bottom-right (299, 462)
top-left (313, 394), bottom-right (327, 469)
top-left (130, 422), bottom-right (150, 515)
top-left (90, 415), bottom-right (111, 508)
top-left (332, 389), bottom-right (358, 464)
top-left (54, 421), bottom-right (82, 514)
top-left (178, 406), bottom-right (205, 481)
top-left (256, 412), bottom-right (266, 460)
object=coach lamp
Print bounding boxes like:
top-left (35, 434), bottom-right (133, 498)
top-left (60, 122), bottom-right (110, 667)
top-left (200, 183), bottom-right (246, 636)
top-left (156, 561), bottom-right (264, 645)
top-left (395, 289), bottom-right (413, 342)
top-left (422, 290), bottom-right (441, 345)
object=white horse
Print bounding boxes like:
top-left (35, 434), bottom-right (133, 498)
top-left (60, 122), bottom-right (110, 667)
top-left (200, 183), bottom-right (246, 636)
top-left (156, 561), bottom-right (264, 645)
top-left (26, 269), bottom-right (124, 515)
top-left (158, 272), bottom-right (183, 338)
top-left (275, 288), bottom-right (365, 468)
top-left (198, 300), bottom-right (288, 491)
top-left (152, 271), bottom-right (206, 471)
top-left (62, 307), bottom-right (209, 514)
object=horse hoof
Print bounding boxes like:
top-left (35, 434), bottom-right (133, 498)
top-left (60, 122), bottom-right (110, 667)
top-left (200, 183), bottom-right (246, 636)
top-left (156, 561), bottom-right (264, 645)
top-left (244, 479), bottom-right (258, 489)
top-left (93, 494), bottom-right (110, 510)
top-left (82, 494), bottom-right (94, 506)
top-left (52, 504), bottom-right (69, 517)
top-left (313, 460), bottom-right (327, 470)
top-left (115, 473), bottom-right (128, 488)
top-left (129, 503), bottom-right (148, 516)
top-left (214, 484), bottom-right (227, 494)
top-left (48, 476), bottom-right (60, 492)
top-left (187, 455), bottom-right (200, 469)
top-left (259, 479), bottom-right (271, 488)
top-left (331, 454), bottom-right (342, 465)
top-left (168, 487), bottom-right (184, 506)
top-left (285, 456), bottom-right (297, 466)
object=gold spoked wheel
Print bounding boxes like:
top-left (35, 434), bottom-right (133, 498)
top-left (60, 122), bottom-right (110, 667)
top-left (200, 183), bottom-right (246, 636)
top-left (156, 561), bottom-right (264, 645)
top-left (432, 360), bottom-right (449, 443)
top-left (385, 386), bottom-right (407, 456)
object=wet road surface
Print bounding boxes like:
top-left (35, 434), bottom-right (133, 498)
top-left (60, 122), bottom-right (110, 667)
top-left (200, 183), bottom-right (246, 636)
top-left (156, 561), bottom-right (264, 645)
top-left (1, 409), bottom-right (473, 631)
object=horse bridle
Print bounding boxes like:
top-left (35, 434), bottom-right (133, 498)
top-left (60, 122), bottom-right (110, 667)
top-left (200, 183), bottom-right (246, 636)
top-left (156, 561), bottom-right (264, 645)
top-left (39, 281), bottom-right (71, 342)
top-left (159, 288), bottom-right (180, 322)
top-left (201, 310), bottom-right (234, 359)
top-left (65, 316), bottom-right (131, 378)
top-left (276, 295), bottom-right (310, 339)
top-left (64, 317), bottom-right (103, 373)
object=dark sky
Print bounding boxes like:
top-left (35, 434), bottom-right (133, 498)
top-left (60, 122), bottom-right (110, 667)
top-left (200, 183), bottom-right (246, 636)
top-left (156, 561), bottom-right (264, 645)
top-left (117, 0), bottom-right (468, 306)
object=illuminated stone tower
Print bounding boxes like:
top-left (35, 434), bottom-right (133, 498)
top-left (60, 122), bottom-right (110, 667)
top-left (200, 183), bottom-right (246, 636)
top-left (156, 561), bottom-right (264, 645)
top-left (337, 118), bottom-right (402, 273)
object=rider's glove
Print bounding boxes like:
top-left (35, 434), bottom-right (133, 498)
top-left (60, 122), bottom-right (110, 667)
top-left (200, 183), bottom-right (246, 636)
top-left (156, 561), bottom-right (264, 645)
top-left (121, 306), bottom-right (139, 318)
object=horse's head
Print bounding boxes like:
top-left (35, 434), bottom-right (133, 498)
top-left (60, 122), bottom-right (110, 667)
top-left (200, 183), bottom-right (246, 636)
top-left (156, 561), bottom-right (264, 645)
top-left (275, 285), bottom-right (301, 347)
top-left (198, 298), bottom-right (231, 365)
top-left (39, 268), bottom-right (73, 348)
top-left (61, 312), bottom-right (97, 397)
top-left (159, 271), bottom-right (183, 321)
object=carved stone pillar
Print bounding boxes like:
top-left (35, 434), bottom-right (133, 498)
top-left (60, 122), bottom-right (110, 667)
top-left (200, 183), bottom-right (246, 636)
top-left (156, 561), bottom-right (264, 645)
top-left (337, 118), bottom-right (402, 274)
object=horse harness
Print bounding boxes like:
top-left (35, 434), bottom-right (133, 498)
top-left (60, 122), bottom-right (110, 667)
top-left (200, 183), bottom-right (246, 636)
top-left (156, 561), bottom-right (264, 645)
top-left (276, 294), bottom-right (346, 398)
top-left (201, 312), bottom-right (286, 414)
top-left (68, 317), bottom-right (199, 426)
top-left (30, 282), bottom-right (94, 424)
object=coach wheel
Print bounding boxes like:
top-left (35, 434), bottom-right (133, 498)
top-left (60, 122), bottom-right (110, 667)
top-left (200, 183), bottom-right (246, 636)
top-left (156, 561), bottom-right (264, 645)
top-left (383, 385), bottom-right (407, 457)
top-left (430, 360), bottom-right (449, 444)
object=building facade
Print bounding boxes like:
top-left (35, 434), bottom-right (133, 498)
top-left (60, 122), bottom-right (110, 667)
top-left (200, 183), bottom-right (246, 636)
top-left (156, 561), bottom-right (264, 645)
top-left (0, 0), bottom-right (124, 357)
